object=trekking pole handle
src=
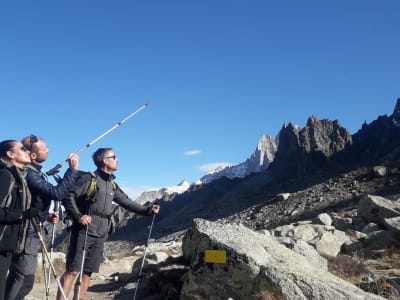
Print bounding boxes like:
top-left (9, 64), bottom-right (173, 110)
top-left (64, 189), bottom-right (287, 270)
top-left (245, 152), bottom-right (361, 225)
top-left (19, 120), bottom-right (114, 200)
top-left (46, 103), bottom-right (148, 176)
top-left (46, 164), bottom-right (63, 176)
top-left (53, 200), bottom-right (60, 212)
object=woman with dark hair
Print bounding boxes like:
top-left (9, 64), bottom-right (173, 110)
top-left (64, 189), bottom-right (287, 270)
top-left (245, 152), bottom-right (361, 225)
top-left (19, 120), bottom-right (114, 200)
top-left (0, 140), bottom-right (39, 300)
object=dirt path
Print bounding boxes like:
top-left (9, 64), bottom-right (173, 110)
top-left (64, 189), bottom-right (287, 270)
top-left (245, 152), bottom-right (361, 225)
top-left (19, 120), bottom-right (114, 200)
top-left (27, 255), bottom-right (141, 300)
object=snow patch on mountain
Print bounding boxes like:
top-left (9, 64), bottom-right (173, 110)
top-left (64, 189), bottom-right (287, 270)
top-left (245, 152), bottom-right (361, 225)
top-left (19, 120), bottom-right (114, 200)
top-left (134, 180), bottom-right (191, 205)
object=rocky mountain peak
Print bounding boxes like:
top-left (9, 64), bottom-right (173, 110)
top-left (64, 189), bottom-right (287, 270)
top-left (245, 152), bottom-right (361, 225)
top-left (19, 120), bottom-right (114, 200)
top-left (283, 121), bottom-right (300, 132)
top-left (391, 97), bottom-right (400, 126)
top-left (306, 115), bottom-right (319, 126)
top-left (302, 116), bottom-right (351, 156)
top-left (199, 134), bottom-right (277, 184)
top-left (269, 116), bottom-right (352, 180)
top-left (245, 134), bottom-right (277, 173)
top-left (177, 179), bottom-right (190, 187)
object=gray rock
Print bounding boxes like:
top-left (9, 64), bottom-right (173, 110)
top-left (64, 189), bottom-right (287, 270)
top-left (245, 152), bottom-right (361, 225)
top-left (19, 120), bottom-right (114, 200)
top-left (358, 195), bottom-right (400, 223)
top-left (181, 218), bottom-right (384, 300)
top-left (373, 166), bottom-right (387, 177)
top-left (383, 216), bottom-right (400, 234)
top-left (317, 213), bottom-right (332, 226)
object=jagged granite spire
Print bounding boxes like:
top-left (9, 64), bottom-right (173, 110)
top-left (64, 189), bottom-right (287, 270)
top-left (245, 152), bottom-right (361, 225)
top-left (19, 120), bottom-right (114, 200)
top-left (245, 134), bottom-right (277, 173)
top-left (200, 134), bottom-right (277, 184)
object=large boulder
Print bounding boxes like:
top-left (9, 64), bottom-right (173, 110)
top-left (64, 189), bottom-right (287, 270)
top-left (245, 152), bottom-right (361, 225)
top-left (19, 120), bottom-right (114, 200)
top-left (358, 195), bottom-right (400, 223)
top-left (181, 218), bottom-right (384, 300)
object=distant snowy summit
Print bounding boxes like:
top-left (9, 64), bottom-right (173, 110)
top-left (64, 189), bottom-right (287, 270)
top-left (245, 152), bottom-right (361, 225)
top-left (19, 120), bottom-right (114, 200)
top-left (159, 179), bottom-right (191, 195)
top-left (135, 179), bottom-right (191, 205)
top-left (199, 134), bottom-right (277, 184)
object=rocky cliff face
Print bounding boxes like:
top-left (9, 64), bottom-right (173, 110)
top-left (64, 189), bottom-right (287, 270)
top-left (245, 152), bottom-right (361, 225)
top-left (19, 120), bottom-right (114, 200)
top-left (268, 116), bottom-right (352, 180)
top-left (244, 134), bottom-right (277, 173)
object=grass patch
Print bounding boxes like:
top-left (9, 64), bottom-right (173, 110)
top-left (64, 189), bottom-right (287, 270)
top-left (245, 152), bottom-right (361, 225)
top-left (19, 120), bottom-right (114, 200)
top-left (35, 257), bottom-right (65, 283)
top-left (326, 254), bottom-right (369, 284)
top-left (326, 246), bottom-right (400, 299)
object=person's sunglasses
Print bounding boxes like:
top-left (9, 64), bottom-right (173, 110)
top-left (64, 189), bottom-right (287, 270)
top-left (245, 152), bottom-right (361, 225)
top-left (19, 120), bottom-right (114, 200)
top-left (29, 134), bottom-right (38, 151)
top-left (105, 155), bottom-right (116, 160)
top-left (14, 146), bottom-right (29, 152)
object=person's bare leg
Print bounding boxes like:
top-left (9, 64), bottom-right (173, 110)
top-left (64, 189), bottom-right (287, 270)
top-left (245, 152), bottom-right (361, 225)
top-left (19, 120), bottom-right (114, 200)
top-left (56, 271), bottom-right (79, 300)
top-left (73, 273), bottom-right (91, 300)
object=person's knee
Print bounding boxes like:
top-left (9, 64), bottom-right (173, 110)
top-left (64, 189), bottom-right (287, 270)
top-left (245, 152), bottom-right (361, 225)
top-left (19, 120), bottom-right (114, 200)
top-left (68, 271), bottom-right (80, 277)
top-left (84, 271), bottom-right (92, 277)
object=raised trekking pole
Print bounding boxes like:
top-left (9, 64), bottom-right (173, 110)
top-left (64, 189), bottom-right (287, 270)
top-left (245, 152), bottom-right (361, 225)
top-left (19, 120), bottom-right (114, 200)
top-left (133, 213), bottom-right (156, 300)
top-left (46, 103), bottom-right (148, 176)
top-left (32, 220), bottom-right (68, 300)
top-left (46, 200), bottom-right (60, 298)
top-left (76, 223), bottom-right (89, 300)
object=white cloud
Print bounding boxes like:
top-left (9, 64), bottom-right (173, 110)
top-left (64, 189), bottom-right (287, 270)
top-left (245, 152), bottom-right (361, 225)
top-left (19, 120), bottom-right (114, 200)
top-left (197, 162), bottom-right (232, 173)
top-left (183, 149), bottom-right (202, 156)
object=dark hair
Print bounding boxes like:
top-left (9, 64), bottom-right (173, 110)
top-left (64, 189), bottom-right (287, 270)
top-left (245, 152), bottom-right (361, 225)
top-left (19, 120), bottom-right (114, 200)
top-left (0, 140), bottom-right (18, 159)
top-left (92, 148), bottom-right (113, 168)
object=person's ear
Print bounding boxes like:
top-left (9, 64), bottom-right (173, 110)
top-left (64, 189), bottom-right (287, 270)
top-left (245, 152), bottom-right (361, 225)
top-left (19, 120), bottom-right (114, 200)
top-left (6, 150), bottom-right (15, 159)
top-left (30, 152), bottom-right (37, 160)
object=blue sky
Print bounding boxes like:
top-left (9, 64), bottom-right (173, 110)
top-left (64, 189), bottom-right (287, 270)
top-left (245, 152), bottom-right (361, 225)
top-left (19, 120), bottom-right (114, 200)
top-left (1, 1), bottom-right (399, 199)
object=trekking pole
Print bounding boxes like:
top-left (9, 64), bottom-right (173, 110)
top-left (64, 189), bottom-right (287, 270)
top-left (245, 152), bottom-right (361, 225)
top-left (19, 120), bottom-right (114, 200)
top-left (77, 223), bottom-right (89, 300)
top-left (32, 220), bottom-right (68, 300)
top-left (46, 200), bottom-right (60, 298)
top-left (133, 213), bottom-right (156, 300)
top-left (46, 103), bottom-right (148, 176)
top-left (39, 222), bottom-right (50, 300)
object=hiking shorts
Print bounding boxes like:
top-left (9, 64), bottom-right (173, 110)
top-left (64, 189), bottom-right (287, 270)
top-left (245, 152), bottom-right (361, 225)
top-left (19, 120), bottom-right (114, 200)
top-left (66, 231), bottom-right (105, 274)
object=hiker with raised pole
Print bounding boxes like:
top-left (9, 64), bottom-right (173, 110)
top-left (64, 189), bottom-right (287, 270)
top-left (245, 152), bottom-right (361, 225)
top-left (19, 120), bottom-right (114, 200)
top-left (5, 135), bottom-right (79, 300)
top-left (0, 140), bottom-right (38, 300)
top-left (57, 147), bottom-right (160, 300)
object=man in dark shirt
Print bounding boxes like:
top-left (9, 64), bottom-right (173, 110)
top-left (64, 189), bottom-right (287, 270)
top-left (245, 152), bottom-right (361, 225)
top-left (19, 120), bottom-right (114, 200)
top-left (57, 147), bottom-right (159, 300)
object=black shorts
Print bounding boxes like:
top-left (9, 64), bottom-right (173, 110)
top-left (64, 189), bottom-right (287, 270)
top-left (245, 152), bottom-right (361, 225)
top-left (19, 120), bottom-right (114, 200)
top-left (66, 230), bottom-right (105, 274)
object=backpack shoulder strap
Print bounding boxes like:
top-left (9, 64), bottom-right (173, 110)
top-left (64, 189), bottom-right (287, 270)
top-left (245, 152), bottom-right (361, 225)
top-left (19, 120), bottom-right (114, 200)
top-left (86, 172), bottom-right (97, 200)
top-left (0, 169), bottom-right (16, 208)
top-left (85, 171), bottom-right (117, 200)
top-left (111, 180), bottom-right (117, 190)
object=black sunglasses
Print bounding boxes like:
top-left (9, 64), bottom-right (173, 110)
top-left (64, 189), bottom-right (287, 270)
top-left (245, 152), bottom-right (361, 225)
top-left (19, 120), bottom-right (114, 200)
top-left (13, 145), bottom-right (29, 152)
top-left (29, 134), bottom-right (38, 151)
top-left (105, 155), bottom-right (116, 160)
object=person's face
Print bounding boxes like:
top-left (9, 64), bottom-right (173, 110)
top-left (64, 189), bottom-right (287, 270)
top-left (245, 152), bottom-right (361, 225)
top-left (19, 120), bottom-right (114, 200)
top-left (103, 151), bottom-right (118, 173)
top-left (8, 142), bottom-right (31, 167)
top-left (32, 139), bottom-right (49, 163)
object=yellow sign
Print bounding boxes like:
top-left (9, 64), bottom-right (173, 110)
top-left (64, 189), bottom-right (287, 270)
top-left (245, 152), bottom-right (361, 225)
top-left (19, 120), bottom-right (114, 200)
top-left (204, 250), bottom-right (227, 264)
